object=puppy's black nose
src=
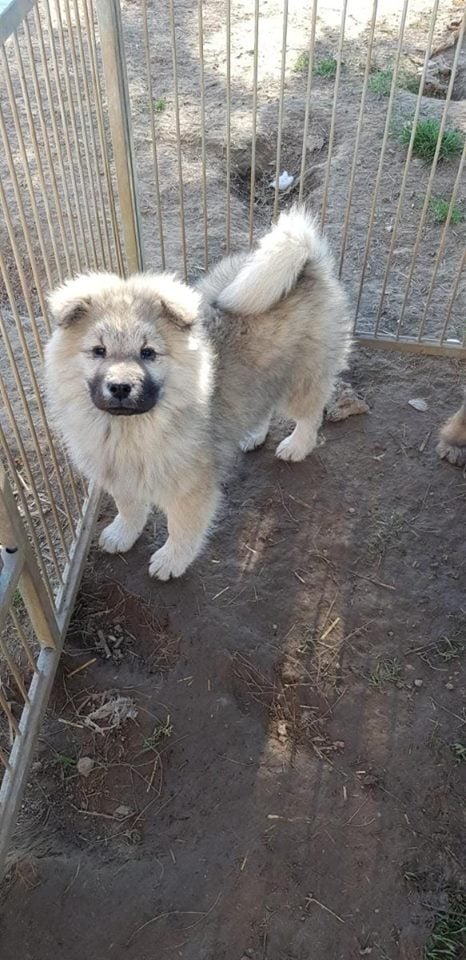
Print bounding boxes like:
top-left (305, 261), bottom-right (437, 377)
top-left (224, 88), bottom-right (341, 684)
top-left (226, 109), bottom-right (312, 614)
top-left (108, 381), bottom-right (132, 400)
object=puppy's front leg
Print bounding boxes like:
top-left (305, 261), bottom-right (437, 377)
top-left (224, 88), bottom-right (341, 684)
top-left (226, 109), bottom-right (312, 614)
top-left (149, 480), bottom-right (220, 581)
top-left (99, 497), bottom-right (151, 554)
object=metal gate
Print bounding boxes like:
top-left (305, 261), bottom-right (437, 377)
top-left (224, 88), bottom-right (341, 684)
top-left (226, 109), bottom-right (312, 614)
top-left (0, 0), bottom-right (465, 872)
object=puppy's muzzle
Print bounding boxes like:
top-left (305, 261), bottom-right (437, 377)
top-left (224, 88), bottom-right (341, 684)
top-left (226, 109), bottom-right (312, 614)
top-left (89, 370), bottom-right (160, 416)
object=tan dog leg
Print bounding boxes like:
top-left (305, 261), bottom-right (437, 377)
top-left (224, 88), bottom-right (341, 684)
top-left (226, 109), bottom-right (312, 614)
top-left (436, 390), bottom-right (466, 467)
top-left (99, 498), bottom-right (151, 553)
top-left (149, 480), bottom-right (221, 580)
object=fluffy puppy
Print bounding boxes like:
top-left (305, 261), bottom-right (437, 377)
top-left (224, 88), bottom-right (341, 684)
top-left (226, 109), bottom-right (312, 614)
top-left (44, 208), bottom-right (351, 579)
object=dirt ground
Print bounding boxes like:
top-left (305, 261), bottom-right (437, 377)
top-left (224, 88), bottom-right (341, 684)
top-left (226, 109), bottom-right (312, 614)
top-left (1, 0), bottom-right (465, 957)
top-left (1, 348), bottom-right (465, 959)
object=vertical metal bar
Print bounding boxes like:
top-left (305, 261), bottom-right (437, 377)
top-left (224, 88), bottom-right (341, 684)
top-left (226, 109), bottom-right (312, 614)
top-left (338, 0), bottom-right (378, 276)
top-left (248, 0), bottom-right (259, 246)
top-left (51, 0), bottom-right (99, 268)
top-left (225, 0), bottom-right (231, 252)
top-left (397, 4), bottom-right (466, 337)
top-left (83, 0), bottom-right (125, 274)
top-left (0, 418), bottom-right (53, 601)
top-left (0, 252), bottom-right (76, 540)
top-left (142, 0), bottom-right (166, 270)
top-left (0, 377), bottom-right (65, 584)
top-left (95, 0), bottom-right (143, 272)
top-left (42, 0), bottom-right (89, 267)
top-left (167, 0), bottom-right (187, 278)
top-left (0, 85), bottom-right (47, 334)
top-left (440, 249), bottom-right (465, 346)
top-left (320, 0), bottom-right (348, 229)
top-left (70, 0), bottom-right (113, 269)
top-left (273, 0), bottom-right (289, 222)
top-left (198, 0), bottom-right (209, 267)
top-left (0, 41), bottom-right (55, 292)
top-left (419, 141), bottom-right (466, 342)
top-left (354, 0), bottom-right (409, 326)
top-left (10, 608), bottom-right (39, 673)
top-left (375, 0), bottom-right (442, 336)
top-left (30, 6), bottom-right (79, 274)
top-left (0, 462), bottom-right (59, 649)
top-left (298, 0), bottom-right (318, 206)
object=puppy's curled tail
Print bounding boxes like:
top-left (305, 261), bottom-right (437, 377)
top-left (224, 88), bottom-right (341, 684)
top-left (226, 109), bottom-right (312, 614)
top-left (217, 207), bottom-right (325, 314)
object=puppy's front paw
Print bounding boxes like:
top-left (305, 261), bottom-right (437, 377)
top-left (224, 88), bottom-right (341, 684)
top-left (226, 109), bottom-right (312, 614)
top-left (275, 432), bottom-right (317, 462)
top-left (149, 541), bottom-right (190, 581)
top-left (240, 424), bottom-right (269, 452)
top-left (99, 516), bottom-right (140, 554)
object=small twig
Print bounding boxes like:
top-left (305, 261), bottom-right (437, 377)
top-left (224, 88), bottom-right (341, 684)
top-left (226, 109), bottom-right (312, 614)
top-left (67, 658), bottom-right (97, 679)
top-left (305, 893), bottom-right (345, 924)
top-left (320, 617), bottom-right (340, 642)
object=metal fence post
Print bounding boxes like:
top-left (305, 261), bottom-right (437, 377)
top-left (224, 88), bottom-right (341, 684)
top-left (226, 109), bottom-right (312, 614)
top-left (95, 0), bottom-right (143, 273)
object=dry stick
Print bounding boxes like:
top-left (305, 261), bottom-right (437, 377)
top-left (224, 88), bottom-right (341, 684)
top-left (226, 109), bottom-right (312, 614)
top-left (306, 893), bottom-right (345, 924)
top-left (126, 892), bottom-right (222, 945)
top-left (374, 0), bottom-right (442, 336)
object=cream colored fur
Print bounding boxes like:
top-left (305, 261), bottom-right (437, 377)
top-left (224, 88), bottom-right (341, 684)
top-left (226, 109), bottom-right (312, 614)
top-left (44, 208), bottom-right (351, 579)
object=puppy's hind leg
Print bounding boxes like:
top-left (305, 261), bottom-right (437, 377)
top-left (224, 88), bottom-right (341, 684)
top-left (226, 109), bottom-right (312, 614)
top-left (240, 415), bottom-right (271, 452)
top-left (276, 376), bottom-right (334, 463)
top-left (99, 497), bottom-right (151, 554)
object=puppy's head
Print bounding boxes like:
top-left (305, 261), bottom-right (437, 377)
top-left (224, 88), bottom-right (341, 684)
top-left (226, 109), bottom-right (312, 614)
top-left (46, 272), bottom-right (205, 418)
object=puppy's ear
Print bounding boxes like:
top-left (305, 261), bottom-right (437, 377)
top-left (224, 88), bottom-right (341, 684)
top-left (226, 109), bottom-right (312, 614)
top-left (157, 275), bottom-right (201, 328)
top-left (47, 273), bottom-right (120, 328)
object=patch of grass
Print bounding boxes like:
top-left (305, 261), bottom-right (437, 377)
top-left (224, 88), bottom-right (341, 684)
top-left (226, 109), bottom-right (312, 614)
top-left (368, 510), bottom-right (405, 558)
top-left (315, 56), bottom-right (337, 78)
top-left (430, 197), bottom-right (463, 225)
top-left (153, 96), bottom-right (166, 113)
top-left (143, 716), bottom-right (173, 751)
top-left (12, 589), bottom-right (23, 611)
top-left (369, 68), bottom-right (393, 96)
top-left (398, 118), bottom-right (463, 162)
top-left (449, 742), bottom-right (466, 765)
top-left (368, 658), bottom-right (402, 687)
top-left (294, 51), bottom-right (309, 73)
top-left (424, 893), bottom-right (466, 960)
top-left (369, 66), bottom-right (420, 97)
top-left (52, 754), bottom-right (77, 779)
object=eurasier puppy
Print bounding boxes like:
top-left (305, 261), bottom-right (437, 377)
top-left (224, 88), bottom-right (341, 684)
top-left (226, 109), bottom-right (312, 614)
top-left (437, 388), bottom-right (466, 467)
top-left (45, 208), bottom-right (351, 580)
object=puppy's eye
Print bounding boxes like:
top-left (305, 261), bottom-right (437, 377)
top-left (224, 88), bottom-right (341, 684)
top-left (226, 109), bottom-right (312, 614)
top-left (92, 345), bottom-right (106, 358)
top-left (140, 347), bottom-right (156, 361)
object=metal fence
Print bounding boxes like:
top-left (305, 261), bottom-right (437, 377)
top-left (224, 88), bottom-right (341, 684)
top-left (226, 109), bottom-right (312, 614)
top-left (0, 0), bottom-right (465, 872)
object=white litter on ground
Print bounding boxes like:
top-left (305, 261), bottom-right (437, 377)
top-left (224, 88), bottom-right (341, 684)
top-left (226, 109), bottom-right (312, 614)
top-left (270, 170), bottom-right (294, 190)
top-left (408, 398), bottom-right (428, 412)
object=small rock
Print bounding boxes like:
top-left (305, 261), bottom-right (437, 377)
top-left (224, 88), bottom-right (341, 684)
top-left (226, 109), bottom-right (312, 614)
top-left (114, 804), bottom-right (132, 818)
top-left (445, 682), bottom-right (454, 691)
top-left (77, 756), bottom-right (95, 778)
top-left (31, 760), bottom-right (43, 774)
top-left (414, 679), bottom-right (423, 688)
top-left (408, 398), bottom-right (428, 412)
top-left (307, 133), bottom-right (325, 153)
